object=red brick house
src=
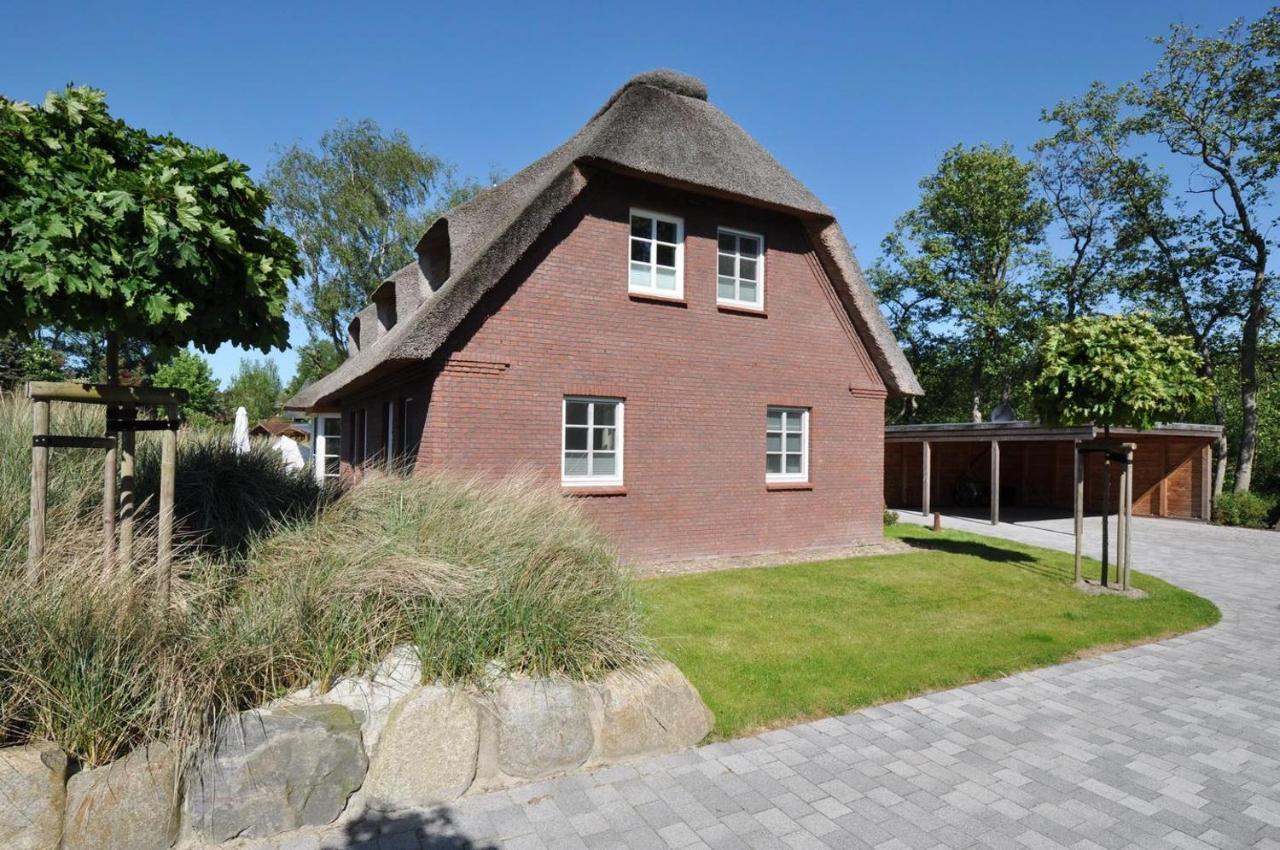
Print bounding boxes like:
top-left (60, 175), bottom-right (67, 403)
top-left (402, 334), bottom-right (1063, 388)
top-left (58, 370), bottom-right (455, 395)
top-left (286, 70), bottom-right (921, 562)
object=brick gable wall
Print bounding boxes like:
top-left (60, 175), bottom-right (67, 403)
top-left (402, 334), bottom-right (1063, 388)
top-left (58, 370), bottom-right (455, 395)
top-left (340, 171), bottom-right (887, 563)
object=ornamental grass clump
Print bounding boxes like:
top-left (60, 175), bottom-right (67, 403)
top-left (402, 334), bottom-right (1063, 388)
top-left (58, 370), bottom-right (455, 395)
top-left (235, 472), bottom-right (651, 688)
top-left (0, 394), bottom-right (649, 766)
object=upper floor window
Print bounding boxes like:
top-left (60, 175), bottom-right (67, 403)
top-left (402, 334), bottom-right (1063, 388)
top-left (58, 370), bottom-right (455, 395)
top-left (629, 210), bottom-right (683, 298)
top-left (717, 228), bottom-right (764, 308)
top-left (563, 397), bottom-right (624, 486)
top-left (766, 407), bottom-right (808, 483)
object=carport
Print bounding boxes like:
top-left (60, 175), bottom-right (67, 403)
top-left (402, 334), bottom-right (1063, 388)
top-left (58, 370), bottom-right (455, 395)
top-left (884, 421), bottom-right (1221, 524)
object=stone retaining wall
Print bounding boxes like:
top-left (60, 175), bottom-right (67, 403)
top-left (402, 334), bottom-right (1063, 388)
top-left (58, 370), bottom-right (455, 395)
top-left (0, 657), bottom-right (712, 849)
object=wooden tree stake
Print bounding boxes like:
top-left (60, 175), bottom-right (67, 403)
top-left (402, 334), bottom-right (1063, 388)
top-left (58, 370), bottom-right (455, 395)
top-left (29, 399), bottom-right (50, 575)
top-left (157, 404), bottom-right (178, 607)
top-left (118, 409), bottom-right (136, 568)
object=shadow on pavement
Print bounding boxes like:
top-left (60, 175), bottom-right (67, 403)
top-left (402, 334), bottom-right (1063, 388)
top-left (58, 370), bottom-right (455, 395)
top-left (341, 806), bottom-right (498, 849)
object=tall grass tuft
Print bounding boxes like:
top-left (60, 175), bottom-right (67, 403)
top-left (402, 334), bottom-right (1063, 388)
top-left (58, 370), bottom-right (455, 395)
top-left (0, 393), bottom-right (649, 767)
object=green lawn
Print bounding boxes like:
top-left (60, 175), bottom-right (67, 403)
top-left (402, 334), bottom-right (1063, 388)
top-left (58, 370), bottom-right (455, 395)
top-left (638, 524), bottom-right (1220, 741)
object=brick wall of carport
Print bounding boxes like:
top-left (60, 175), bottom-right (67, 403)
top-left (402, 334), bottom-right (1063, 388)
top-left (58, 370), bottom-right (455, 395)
top-left (885, 429), bottom-right (1214, 520)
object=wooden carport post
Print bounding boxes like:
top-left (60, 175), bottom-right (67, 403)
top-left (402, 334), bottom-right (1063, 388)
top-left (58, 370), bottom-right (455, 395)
top-left (990, 439), bottom-right (1000, 525)
top-left (921, 440), bottom-right (931, 517)
top-left (1073, 440), bottom-right (1083, 584)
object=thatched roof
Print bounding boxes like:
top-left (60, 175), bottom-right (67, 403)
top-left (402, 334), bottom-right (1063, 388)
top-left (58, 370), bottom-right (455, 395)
top-left (286, 70), bottom-right (921, 411)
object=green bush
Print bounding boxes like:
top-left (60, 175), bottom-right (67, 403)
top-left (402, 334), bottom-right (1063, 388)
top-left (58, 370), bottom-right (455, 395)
top-left (884, 507), bottom-right (900, 526)
top-left (1212, 490), bottom-right (1278, 529)
top-left (0, 394), bottom-right (649, 766)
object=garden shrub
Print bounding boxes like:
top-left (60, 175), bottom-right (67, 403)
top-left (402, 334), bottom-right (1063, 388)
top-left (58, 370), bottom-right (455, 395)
top-left (884, 507), bottom-right (900, 526)
top-left (1212, 490), bottom-right (1278, 529)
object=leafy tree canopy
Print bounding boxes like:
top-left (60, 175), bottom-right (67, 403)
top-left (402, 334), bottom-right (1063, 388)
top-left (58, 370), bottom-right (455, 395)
top-left (264, 119), bottom-right (485, 353)
top-left (152, 350), bottom-right (221, 424)
top-left (0, 86), bottom-right (300, 366)
top-left (223, 357), bottom-right (283, 423)
top-left (1029, 313), bottom-right (1211, 432)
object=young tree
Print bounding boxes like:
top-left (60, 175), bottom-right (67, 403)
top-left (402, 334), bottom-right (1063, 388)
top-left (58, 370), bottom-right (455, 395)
top-left (152, 350), bottom-right (222, 425)
top-left (284, 337), bottom-right (344, 398)
top-left (872, 144), bottom-right (1052, 422)
top-left (224, 357), bottom-right (284, 423)
top-left (1132, 14), bottom-right (1280, 491)
top-left (0, 87), bottom-right (300, 381)
top-left (264, 119), bottom-right (485, 355)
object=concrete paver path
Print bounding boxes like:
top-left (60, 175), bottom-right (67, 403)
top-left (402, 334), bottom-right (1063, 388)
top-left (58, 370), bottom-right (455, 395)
top-left (258, 514), bottom-right (1278, 849)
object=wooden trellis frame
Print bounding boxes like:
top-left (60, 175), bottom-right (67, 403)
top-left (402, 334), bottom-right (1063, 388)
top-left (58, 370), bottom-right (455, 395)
top-left (26, 381), bottom-right (188, 604)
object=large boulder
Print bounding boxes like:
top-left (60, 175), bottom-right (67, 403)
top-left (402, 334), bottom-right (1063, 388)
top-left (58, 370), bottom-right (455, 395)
top-left (62, 743), bottom-right (178, 850)
top-left (0, 742), bottom-right (67, 850)
top-left (182, 704), bottom-right (367, 843)
top-left (363, 686), bottom-right (480, 809)
top-left (592, 661), bottom-right (713, 760)
top-left (270, 645), bottom-right (421, 754)
top-left (486, 679), bottom-right (595, 781)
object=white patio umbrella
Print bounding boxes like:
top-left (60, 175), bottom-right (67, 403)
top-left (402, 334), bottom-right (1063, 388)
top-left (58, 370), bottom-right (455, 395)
top-left (231, 406), bottom-right (251, 455)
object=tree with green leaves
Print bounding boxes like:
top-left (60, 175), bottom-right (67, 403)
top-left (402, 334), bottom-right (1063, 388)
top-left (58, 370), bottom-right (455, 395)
top-left (0, 86), bottom-right (301, 382)
top-left (223, 357), bottom-right (283, 423)
top-left (152, 350), bottom-right (222, 425)
top-left (1029, 313), bottom-right (1211, 432)
top-left (284, 337), bottom-right (344, 398)
top-left (871, 143), bottom-right (1052, 422)
top-left (1130, 14), bottom-right (1280, 493)
top-left (264, 119), bottom-right (485, 355)
top-left (1038, 83), bottom-right (1238, 496)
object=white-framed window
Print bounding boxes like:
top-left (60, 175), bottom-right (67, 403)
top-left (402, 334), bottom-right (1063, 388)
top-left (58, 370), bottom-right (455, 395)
top-left (628, 209), bottom-right (683, 298)
top-left (766, 407), bottom-right (808, 482)
top-left (717, 227), bottom-right (764, 308)
top-left (313, 414), bottom-right (341, 482)
top-left (562, 397), bottom-right (624, 486)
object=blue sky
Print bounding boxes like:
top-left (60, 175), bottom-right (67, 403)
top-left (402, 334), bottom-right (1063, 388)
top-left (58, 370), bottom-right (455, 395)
top-left (2, 1), bottom-right (1267, 386)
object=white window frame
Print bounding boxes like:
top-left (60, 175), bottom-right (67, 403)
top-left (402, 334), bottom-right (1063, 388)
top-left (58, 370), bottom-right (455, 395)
top-left (561, 396), bottom-right (624, 487)
top-left (313, 414), bottom-right (341, 483)
top-left (716, 227), bottom-right (765, 309)
top-left (766, 407), bottom-right (809, 483)
top-left (628, 208), bottom-right (684, 299)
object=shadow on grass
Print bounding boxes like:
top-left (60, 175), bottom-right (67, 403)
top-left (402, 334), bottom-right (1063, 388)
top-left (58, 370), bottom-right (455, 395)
top-left (342, 806), bottom-right (498, 849)
top-left (901, 533), bottom-right (1080, 582)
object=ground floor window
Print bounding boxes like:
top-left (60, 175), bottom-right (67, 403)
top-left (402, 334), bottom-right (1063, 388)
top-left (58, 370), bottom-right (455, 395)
top-left (562, 396), bottom-right (623, 486)
top-left (314, 415), bottom-right (341, 482)
top-left (766, 407), bottom-right (808, 482)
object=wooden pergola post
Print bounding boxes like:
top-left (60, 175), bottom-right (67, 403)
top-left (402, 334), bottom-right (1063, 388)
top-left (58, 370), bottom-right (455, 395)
top-left (1073, 440), bottom-right (1083, 584)
top-left (1200, 443), bottom-right (1212, 521)
top-left (921, 440), bottom-right (931, 517)
top-left (990, 439), bottom-right (1000, 525)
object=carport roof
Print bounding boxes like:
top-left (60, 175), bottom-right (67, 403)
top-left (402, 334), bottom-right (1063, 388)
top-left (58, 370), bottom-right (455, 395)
top-left (884, 421), bottom-right (1223, 443)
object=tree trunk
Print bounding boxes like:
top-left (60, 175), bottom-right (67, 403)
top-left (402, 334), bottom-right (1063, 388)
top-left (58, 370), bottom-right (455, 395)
top-left (970, 365), bottom-right (983, 423)
top-left (1197, 343), bottom-right (1230, 498)
top-left (1234, 281), bottom-right (1266, 493)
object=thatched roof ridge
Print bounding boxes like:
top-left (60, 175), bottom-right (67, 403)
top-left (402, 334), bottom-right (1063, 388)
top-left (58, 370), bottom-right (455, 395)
top-left (286, 70), bottom-right (920, 410)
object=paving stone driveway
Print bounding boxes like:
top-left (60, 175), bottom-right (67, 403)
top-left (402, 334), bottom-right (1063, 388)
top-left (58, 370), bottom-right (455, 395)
top-left (264, 514), bottom-right (1278, 849)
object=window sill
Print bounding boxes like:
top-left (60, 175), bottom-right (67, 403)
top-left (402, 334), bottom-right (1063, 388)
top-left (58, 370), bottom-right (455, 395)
top-left (629, 291), bottom-right (687, 307)
top-left (717, 302), bottom-right (767, 317)
top-left (766, 481), bottom-right (812, 492)
top-left (562, 485), bottom-right (628, 497)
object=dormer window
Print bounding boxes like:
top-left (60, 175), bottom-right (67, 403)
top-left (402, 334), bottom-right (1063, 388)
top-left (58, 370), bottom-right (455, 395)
top-left (717, 228), bottom-right (764, 309)
top-left (376, 293), bottom-right (396, 333)
top-left (347, 317), bottom-right (361, 353)
top-left (628, 209), bottom-right (683, 299)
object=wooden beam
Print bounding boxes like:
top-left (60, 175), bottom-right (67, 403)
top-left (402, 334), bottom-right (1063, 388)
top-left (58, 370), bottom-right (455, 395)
top-left (990, 440), bottom-right (1001, 525)
top-left (26, 381), bottom-right (189, 406)
top-left (921, 440), bottom-right (932, 517)
top-left (29, 399), bottom-right (50, 574)
top-left (32, 435), bottom-right (117, 450)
